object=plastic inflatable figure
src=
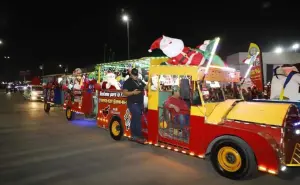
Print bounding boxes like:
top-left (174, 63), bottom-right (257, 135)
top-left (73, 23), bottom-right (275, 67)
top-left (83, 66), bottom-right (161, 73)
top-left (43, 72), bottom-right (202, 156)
top-left (73, 79), bottom-right (82, 90)
top-left (148, 35), bottom-right (225, 66)
top-left (73, 68), bottom-right (82, 76)
top-left (150, 75), bottom-right (159, 91)
top-left (101, 72), bottom-right (121, 90)
top-left (270, 64), bottom-right (300, 101)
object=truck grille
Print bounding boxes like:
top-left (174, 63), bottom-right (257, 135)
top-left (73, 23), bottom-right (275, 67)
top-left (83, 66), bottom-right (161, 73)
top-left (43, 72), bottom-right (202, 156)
top-left (290, 143), bottom-right (300, 164)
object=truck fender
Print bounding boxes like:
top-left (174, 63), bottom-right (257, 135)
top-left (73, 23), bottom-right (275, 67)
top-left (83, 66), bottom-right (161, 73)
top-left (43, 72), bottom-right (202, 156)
top-left (109, 115), bottom-right (123, 128)
top-left (256, 132), bottom-right (283, 160)
top-left (205, 135), bottom-right (249, 155)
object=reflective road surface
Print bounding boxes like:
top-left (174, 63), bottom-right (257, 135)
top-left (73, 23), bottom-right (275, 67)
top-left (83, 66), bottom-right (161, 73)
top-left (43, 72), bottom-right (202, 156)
top-left (0, 91), bottom-right (300, 185)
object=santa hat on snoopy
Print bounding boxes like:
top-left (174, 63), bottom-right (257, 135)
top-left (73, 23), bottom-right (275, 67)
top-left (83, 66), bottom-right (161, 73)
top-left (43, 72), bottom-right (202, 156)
top-left (148, 36), bottom-right (163, 52)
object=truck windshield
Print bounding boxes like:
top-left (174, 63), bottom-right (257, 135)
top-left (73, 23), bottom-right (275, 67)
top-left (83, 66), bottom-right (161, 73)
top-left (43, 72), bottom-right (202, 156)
top-left (201, 81), bottom-right (242, 103)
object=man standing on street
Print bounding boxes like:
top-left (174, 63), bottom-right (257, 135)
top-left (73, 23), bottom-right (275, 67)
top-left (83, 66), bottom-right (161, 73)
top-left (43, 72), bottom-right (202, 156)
top-left (122, 68), bottom-right (146, 143)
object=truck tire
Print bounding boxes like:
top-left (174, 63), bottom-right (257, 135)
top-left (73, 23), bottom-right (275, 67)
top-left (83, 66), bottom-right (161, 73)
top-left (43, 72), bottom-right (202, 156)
top-left (109, 118), bottom-right (123, 141)
top-left (210, 137), bottom-right (258, 180)
top-left (66, 107), bottom-right (75, 121)
top-left (44, 102), bottom-right (50, 113)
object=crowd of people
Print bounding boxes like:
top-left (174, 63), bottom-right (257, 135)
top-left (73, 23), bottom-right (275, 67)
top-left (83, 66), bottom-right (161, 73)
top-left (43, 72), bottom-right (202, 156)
top-left (241, 84), bottom-right (271, 100)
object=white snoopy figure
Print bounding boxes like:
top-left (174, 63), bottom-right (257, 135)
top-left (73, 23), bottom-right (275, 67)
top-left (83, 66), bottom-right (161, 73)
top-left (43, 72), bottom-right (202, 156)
top-left (270, 65), bottom-right (300, 101)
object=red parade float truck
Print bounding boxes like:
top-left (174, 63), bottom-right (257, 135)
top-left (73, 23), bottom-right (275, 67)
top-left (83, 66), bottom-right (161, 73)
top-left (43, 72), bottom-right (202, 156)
top-left (63, 58), bottom-right (149, 121)
top-left (42, 74), bottom-right (66, 112)
top-left (95, 56), bottom-right (300, 180)
top-left (63, 68), bottom-right (100, 120)
top-left (96, 57), bottom-right (158, 132)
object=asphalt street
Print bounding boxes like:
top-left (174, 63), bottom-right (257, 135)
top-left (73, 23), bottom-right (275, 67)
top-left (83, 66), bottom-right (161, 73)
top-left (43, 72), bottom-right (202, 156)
top-left (0, 91), bottom-right (300, 185)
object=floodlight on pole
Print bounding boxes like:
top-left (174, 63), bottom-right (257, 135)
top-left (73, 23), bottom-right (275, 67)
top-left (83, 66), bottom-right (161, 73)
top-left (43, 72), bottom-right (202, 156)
top-left (292, 43), bottom-right (299, 51)
top-left (274, 47), bottom-right (283, 54)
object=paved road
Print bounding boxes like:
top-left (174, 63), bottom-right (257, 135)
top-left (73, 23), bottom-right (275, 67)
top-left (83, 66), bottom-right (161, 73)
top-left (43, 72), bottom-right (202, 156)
top-left (0, 91), bottom-right (300, 185)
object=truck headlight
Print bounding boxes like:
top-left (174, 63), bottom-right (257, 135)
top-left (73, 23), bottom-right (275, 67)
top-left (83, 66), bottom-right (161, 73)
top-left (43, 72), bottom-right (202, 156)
top-left (281, 166), bottom-right (287, 172)
top-left (295, 129), bottom-right (300, 135)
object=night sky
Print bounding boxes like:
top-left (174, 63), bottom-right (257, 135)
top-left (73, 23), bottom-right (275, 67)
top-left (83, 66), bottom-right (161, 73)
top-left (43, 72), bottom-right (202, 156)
top-left (0, 1), bottom-right (299, 81)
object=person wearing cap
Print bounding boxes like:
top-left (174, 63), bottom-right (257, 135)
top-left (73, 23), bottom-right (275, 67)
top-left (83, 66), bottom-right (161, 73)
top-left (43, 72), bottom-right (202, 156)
top-left (122, 68), bottom-right (146, 143)
top-left (164, 85), bottom-right (190, 126)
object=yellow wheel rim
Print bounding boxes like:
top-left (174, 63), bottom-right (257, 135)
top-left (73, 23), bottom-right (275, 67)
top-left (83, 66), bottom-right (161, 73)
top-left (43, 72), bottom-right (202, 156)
top-left (217, 146), bottom-right (242, 172)
top-left (111, 121), bottom-right (120, 136)
top-left (67, 109), bottom-right (71, 118)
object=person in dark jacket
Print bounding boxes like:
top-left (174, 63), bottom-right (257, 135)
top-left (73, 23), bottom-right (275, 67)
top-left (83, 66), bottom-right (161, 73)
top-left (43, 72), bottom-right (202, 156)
top-left (122, 68), bottom-right (146, 143)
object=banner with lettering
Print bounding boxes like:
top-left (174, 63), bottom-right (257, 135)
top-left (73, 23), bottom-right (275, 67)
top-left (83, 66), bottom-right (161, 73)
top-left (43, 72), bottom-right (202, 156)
top-left (244, 43), bottom-right (264, 91)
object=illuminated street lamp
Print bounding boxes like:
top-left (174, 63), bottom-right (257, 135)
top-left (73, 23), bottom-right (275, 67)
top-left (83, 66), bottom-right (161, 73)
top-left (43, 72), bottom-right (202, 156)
top-left (58, 64), bottom-right (68, 73)
top-left (274, 47), bottom-right (283, 54)
top-left (0, 40), bottom-right (2, 44)
top-left (39, 65), bottom-right (44, 76)
top-left (65, 65), bottom-right (68, 73)
top-left (122, 14), bottom-right (130, 59)
top-left (122, 14), bottom-right (129, 22)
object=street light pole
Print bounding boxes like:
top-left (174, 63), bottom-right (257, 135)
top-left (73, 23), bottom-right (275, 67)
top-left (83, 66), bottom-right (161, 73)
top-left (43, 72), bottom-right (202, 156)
top-left (104, 44), bottom-right (107, 62)
top-left (108, 48), bottom-right (112, 62)
top-left (39, 64), bottom-right (44, 76)
top-left (122, 14), bottom-right (130, 59)
top-left (127, 20), bottom-right (130, 59)
top-left (112, 52), bottom-right (115, 61)
top-left (65, 65), bottom-right (68, 74)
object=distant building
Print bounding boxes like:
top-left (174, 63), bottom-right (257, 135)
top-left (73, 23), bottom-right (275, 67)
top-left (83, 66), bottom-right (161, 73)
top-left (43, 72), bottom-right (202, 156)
top-left (226, 52), bottom-right (300, 83)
